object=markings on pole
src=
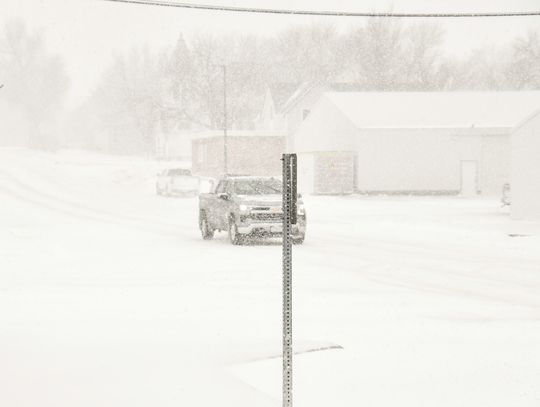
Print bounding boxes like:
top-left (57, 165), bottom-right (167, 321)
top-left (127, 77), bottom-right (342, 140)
top-left (282, 153), bottom-right (297, 407)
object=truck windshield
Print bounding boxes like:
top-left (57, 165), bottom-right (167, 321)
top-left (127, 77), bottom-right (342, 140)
top-left (169, 169), bottom-right (191, 176)
top-left (233, 179), bottom-right (282, 195)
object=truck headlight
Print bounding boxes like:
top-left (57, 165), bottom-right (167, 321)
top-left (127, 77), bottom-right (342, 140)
top-left (239, 204), bottom-right (250, 212)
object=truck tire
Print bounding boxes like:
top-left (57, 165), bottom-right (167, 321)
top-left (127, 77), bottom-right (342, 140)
top-left (200, 211), bottom-right (214, 240)
top-left (228, 216), bottom-right (244, 245)
top-left (293, 235), bottom-right (305, 245)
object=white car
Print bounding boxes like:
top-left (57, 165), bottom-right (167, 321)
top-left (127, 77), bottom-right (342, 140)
top-left (501, 183), bottom-right (511, 207)
top-left (156, 168), bottom-right (199, 197)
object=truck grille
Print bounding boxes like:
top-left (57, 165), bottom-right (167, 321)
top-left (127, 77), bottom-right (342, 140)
top-left (251, 212), bottom-right (282, 221)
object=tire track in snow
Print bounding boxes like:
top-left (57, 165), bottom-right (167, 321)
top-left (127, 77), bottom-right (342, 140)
top-left (311, 227), bottom-right (540, 284)
top-left (304, 234), bottom-right (540, 310)
top-left (0, 172), bottom-right (191, 239)
top-left (0, 169), bottom-right (183, 227)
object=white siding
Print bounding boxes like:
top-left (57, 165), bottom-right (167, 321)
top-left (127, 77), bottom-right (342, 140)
top-left (355, 129), bottom-right (475, 193)
top-left (294, 95), bottom-right (511, 195)
top-left (297, 152), bottom-right (315, 195)
top-left (294, 97), bottom-right (358, 152)
top-left (480, 135), bottom-right (510, 196)
top-left (511, 113), bottom-right (540, 220)
top-left (285, 87), bottom-right (325, 151)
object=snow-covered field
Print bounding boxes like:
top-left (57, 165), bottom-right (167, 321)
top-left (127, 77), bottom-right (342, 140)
top-left (1, 148), bottom-right (540, 407)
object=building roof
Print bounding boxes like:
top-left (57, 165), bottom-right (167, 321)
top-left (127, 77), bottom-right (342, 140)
top-left (268, 83), bottom-right (300, 113)
top-left (513, 108), bottom-right (540, 133)
top-left (281, 82), bottom-right (366, 114)
top-left (323, 91), bottom-right (540, 129)
top-left (193, 130), bottom-right (286, 139)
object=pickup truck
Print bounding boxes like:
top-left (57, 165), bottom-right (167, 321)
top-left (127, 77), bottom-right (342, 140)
top-left (199, 176), bottom-right (306, 245)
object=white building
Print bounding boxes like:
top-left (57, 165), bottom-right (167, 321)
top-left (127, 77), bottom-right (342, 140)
top-left (511, 110), bottom-right (540, 220)
top-left (256, 82), bottom-right (364, 151)
top-left (293, 91), bottom-right (540, 195)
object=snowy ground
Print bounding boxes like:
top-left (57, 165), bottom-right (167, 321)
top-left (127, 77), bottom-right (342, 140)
top-left (1, 148), bottom-right (540, 407)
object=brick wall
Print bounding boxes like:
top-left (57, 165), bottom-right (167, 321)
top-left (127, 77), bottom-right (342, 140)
top-left (192, 136), bottom-right (285, 178)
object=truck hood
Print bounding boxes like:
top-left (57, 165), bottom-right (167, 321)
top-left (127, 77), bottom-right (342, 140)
top-left (235, 194), bottom-right (303, 207)
top-left (236, 194), bottom-right (282, 206)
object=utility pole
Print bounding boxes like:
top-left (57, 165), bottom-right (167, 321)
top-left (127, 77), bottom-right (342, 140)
top-left (213, 64), bottom-right (228, 175)
top-left (222, 64), bottom-right (227, 175)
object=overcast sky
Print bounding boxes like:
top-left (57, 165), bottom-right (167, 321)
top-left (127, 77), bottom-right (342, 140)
top-left (1, 0), bottom-right (540, 106)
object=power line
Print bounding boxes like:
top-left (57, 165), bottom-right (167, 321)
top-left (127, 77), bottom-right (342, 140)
top-left (99, 0), bottom-right (540, 18)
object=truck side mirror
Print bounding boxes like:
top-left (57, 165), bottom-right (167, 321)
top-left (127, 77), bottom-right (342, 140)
top-left (218, 193), bottom-right (229, 201)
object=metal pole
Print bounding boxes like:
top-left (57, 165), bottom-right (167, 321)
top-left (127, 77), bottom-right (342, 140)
top-left (222, 65), bottom-right (228, 175)
top-left (282, 153), bottom-right (297, 407)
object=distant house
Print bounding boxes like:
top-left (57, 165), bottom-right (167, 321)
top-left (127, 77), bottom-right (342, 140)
top-left (256, 82), bottom-right (365, 151)
top-left (191, 131), bottom-right (285, 178)
top-left (510, 110), bottom-right (540, 220)
top-left (155, 129), bottom-right (193, 161)
top-left (293, 91), bottom-right (540, 195)
top-left (256, 82), bottom-right (299, 134)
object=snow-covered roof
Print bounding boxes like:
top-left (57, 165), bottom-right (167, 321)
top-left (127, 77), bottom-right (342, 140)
top-left (193, 130), bottom-right (285, 139)
top-left (268, 82), bottom-right (300, 112)
top-left (513, 108), bottom-right (540, 133)
top-left (281, 82), bottom-right (314, 114)
top-left (281, 82), bottom-right (366, 114)
top-left (324, 91), bottom-right (540, 129)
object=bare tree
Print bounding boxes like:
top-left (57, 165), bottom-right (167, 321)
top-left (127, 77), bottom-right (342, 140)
top-left (73, 20), bottom-right (540, 157)
top-left (0, 18), bottom-right (69, 149)
top-left (188, 32), bottom-right (267, 130)
top-left (507, 30), bottom-right (540, 89)
top-left (402, 22), bottom-right (447, 90)
top-left (448, 45), bottom-right (512, 90)
top-left (273, 23), bottom-right (342, 84)
top-left (160, 33), bottom-right (195, 128)
top-left (89, 47), bottom-right (161, 154)
top-left (348, 18), bottom-right (404, 90)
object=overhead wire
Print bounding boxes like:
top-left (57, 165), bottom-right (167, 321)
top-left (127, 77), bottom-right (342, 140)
top-left (99, 0), bottom-right (540, 18)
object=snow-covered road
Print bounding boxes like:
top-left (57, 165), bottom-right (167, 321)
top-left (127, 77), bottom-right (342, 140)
top-left (1, 148), bottom-right (540, 406)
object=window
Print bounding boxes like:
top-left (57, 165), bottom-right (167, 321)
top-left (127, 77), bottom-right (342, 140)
top-left (225, 181), bottom-right (234, 195)
top-left (215, 180), bottom-right (226, 194)
top-left (232, 179), bottom-right (282, 195)
top-left (169, 168), bottom-right (191, 177)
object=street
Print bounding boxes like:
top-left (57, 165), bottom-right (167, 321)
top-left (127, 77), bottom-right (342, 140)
top-left (1, 149), bottom-right (540, 406)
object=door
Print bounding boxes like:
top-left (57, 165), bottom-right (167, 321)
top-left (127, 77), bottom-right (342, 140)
top-left (460, 161), bottom-right (478, 196)
top-left (208, 180), bottom-right (226, 228)
top-left (213, 180), bottom-right (233, 230)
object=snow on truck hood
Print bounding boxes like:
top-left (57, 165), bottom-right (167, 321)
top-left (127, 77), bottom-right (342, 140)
top-left (236, 194), bottom-right (282, 206)
top-left (236, 194), bottom-right (303, 206)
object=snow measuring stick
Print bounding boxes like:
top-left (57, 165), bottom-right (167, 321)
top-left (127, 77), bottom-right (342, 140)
top-left (282, 153), bottom-right (297, 407)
